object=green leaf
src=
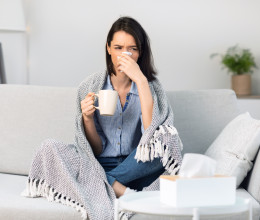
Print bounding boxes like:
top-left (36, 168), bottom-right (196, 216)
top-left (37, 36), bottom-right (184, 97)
top-left (210, 45), bottom-right (257, 75)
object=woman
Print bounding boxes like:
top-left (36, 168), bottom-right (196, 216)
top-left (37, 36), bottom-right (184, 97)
top-left (81, 16), bottom-right (169, 197)
top-left (24, 17), bottom-right (182, 220)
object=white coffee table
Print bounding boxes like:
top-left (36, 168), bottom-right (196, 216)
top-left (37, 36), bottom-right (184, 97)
top-left (115, 191), bottom-right (252, 220)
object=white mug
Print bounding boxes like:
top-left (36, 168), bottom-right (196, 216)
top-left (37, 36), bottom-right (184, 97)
top-left (94, 90), bottom-right (118, 116)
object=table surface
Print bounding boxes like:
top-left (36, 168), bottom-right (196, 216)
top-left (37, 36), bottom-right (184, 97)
top-left (118, 191), bottom-right (250, 216)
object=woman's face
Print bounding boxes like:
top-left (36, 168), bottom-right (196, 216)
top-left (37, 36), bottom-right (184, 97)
top-left (107, 31), bottom-right (140, 73)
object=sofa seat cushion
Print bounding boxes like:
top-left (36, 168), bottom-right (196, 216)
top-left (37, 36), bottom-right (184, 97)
top-left (0, 173), bottom-right (81, 220)
top-left (1, 173), bottom-right (259, 220)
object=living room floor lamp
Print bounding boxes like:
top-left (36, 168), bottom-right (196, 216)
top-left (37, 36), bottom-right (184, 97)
top-left (0, 0), bottom-right (26, 84)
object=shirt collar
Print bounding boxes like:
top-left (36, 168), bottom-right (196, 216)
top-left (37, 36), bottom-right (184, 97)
top-left (106, 75), bottom-right (114, 90)
top-left (107, 76), bottom-right (139, 96)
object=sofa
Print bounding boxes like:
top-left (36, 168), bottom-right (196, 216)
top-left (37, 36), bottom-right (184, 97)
top-left (0, 84), bottom-right (259, 220)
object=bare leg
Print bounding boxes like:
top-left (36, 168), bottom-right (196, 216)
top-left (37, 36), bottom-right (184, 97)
top-left (112, 180), bottom-right (126, 198)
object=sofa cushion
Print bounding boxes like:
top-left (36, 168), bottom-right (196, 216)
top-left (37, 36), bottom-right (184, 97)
top-left (0, 173), bottom-right (260, 220)
top-left (0, 173), bottom-right (81, 220)
top-left (0, 85), bottom-right (77, 175)
top-left (1, 173), bottom-right (259, 220)
top-left (166, 89), bottom-right (240, 155)
top-left (205, 112), bottom-right (260, 187)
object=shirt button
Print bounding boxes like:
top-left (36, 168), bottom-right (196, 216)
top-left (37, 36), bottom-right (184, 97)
top-left (120, 113), bottom-right (122, 116)
top-left (117, 142), bottom-right (120, 145)
top-left (118, 127), bottom-right (121, 130)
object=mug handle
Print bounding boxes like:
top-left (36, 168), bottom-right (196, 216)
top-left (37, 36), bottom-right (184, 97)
top-left (93, 93), bottom-right (100, 110)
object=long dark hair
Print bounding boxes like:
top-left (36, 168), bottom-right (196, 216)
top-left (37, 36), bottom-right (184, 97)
top-left (106, 17), bottom-right (157, 82)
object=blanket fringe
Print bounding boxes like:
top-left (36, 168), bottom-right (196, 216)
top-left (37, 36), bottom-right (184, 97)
top-left (21, 178), bottom-right (88, 220)
top-left (134, 125), bottom-right (182, 175)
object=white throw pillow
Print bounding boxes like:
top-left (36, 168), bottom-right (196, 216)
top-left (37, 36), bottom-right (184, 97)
top-left (205, 112), bottom-right (260, 187)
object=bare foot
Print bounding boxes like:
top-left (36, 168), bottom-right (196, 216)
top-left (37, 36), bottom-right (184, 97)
top-left (112, 180), bottom-right (126, 198)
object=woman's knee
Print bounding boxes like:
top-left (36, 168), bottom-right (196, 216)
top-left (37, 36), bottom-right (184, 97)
top-left (39, 139), bottom-right (68, 154)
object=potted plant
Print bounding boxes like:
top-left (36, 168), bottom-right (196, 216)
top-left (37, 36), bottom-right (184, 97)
top-left (211, 45), bottom-right (257, 96)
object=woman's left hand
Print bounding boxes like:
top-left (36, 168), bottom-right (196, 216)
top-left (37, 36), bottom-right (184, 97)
top-left (117, 54), bottom-right (145, 84)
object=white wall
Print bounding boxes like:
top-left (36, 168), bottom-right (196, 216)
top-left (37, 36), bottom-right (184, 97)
top-left (2, 0), bottom-right (260, 95)
top-left (25, 0), bottom-right (260, 94)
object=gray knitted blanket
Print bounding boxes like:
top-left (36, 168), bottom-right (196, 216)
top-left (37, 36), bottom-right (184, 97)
top-left (22, 72), bottom-right (183, 220)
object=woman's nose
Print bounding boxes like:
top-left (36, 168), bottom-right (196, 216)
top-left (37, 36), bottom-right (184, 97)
top-left (122, 51), bottom-right (132, 56)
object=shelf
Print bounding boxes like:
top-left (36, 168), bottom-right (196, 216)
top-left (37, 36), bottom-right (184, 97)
top-left (237, 95), bottom-right (260, 99)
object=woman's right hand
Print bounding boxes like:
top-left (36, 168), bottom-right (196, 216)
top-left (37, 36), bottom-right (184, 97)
top-left (81, 92), bottom-right (96, 121)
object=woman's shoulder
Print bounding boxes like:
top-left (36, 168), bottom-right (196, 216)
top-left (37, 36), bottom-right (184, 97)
top-left (148, 76), bottom-right (169, 99)
top-left (76, 72), bottom-right (107, 101)
top-left (77, 72), bottom-right (107, 93)
top-left (149, 76), bottom-right (164, 90)
top-left (78, 72), bottom-right (106, 88)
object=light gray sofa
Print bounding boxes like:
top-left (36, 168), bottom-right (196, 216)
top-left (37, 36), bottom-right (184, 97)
top-left (0, 84), bottom-right (259, 220)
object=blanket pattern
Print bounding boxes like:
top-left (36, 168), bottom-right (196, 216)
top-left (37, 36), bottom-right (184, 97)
top-left (22, 72), bottom-right (183, 220)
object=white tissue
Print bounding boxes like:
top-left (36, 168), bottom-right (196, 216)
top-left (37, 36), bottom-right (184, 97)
top-left (179, 153), bottom-right (216, 178)
top-left (122, 51), bottom-right (132, 56)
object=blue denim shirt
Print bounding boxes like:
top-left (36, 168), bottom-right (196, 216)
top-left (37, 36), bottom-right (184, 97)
top-left (94, 75), bottom-right (143, 157)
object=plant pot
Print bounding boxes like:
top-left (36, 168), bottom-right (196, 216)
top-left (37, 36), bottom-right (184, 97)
top-left (231, 74), bottom-right (251, 96)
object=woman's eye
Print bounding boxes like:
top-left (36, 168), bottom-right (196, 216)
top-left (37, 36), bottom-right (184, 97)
top-left (130, 48), bottom-right (138, 51)
top-left (115, 47), bottom-right (122, 50)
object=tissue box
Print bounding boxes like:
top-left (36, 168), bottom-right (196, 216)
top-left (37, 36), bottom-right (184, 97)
top-left (160, 175), bottom-right (236, 207)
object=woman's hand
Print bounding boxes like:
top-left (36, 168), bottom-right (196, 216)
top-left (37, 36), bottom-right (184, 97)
top-left (117, 54), bottom-right (146, 84)
top-left (117, 54), bottom-right (153, 130)
top-left (81, 92), bottom-right (103, 156)
top-left (81, 92), bottom-right (96, 121)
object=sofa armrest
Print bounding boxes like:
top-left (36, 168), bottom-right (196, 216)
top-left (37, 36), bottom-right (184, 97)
top-left (244, 148), bottom-right (260, 203)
